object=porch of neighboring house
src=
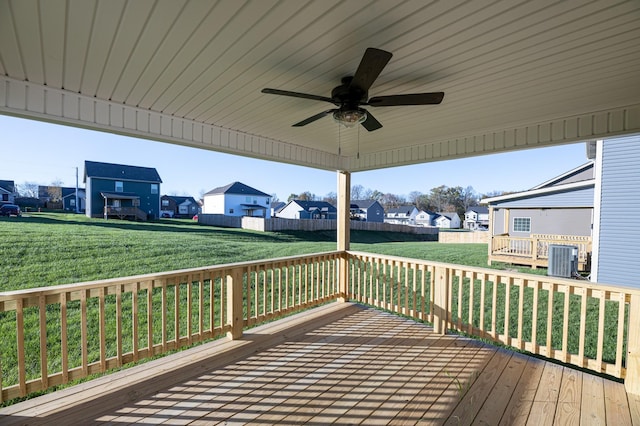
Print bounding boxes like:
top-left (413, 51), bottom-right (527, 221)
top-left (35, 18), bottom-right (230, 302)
top-left (488, 233), bottom-right (592, 271)
top-left (2, 251), bottom-right (640, 424)
top-left (102, 192), bottom-right (148, 221)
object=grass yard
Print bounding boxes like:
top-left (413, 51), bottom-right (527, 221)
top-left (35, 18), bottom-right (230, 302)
top-left (3, 212), bottom-right (611, 407)
top-left (0, 212), bottom-right (498, 291)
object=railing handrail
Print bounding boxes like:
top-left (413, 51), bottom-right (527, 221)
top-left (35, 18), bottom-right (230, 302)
top-left (345, 250), bottom-right (640, 393)
top-left (346, 250), bottom-right (637, 296)
top-left (0, 251), bottom-right (342, 402)
top-left (0, 250), bottom-right (343, 300)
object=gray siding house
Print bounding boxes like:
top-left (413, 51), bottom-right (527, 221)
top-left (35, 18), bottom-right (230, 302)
top-left (84, 161), bottom-right (162, 220)
top-left (161, 195), bottom-right (199, 218)
top-left (482, 161), bottom-right (594, 271)
top-left (483, 162), bottom-right (595, 237)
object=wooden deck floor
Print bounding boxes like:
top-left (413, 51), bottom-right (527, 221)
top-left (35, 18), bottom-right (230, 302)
top-left (2, 302), bottom-right (640, 425)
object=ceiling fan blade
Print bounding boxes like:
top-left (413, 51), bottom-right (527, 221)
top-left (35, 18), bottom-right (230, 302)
top-left (367, 92), bottom-right (445, 106)
top-left (292, 109), bottom-right (336, 127)
top-left (349, 48), bottom-right (393, 92)
top-left (361, 110), bottom-right (383, 131)
top-left (262, 88), bottom-right (335, 104)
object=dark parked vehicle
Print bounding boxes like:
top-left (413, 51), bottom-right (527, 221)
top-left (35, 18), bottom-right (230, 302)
top-left (0, 204), bottom-right (22, 216)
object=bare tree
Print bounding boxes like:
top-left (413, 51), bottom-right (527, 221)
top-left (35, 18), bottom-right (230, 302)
top-left (17, 182), bottom-right (39, 198)
top-left (408, 191), bottom-right (423, 205)
top-left (323, 191), bottom-right (337, 205)
top-left (461, 186), bottom-right (478, 211)
top-left (351, 184), bottom-right (365, 200)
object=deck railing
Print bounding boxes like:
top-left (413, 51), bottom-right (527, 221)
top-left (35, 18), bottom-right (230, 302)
top-left (489, 233), bottom-right (592, 270)
top-left (346, 251), bottom-right (640, 392)
top-left (104, 206), bottom-right (148, 221)
top-left (3, 250), bottom-right (640, 402)
top-left (0, 252), bottom-right (340, 402)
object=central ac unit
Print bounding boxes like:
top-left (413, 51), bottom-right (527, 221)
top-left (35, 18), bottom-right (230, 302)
top-left (548, 244), bottom-right (578, 278)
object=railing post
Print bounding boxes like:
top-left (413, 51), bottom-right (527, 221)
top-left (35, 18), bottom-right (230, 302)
top-left (226, 267), bottom-right (244, 340)
top-left (626, 293), bottom-right (640, 394)
top-left (433, 266), bottom-right (449, 335)
top-left (338, 253), bottom-right (348, 302)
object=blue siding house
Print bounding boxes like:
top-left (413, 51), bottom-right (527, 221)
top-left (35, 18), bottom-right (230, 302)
top-left (350, 200), bottom-right (385, 222)
top-left (84, 161), bottom-right (162, 220)
top-left (592, 135), bottom-right (640, 287)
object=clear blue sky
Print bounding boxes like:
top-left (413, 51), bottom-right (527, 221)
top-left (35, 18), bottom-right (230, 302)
top-left (1, 115), bottom-right (589, 201)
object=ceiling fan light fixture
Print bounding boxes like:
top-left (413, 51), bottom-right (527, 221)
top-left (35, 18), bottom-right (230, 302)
top-left (333, 109), bottom-right (367, 127)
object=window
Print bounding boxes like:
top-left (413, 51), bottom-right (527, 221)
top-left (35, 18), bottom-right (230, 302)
top-left (229, 208), bottom-right (234, 214)
top-left (162, 199), bottom-right (169, 206)
top-left (70, 199), bottom-right (76, 207)
top-left (150, 184), bottom-right (158, 194)
top-left (513, 217), bottom-right (531, 233)
top-left (115, 181), bottom-right (123, 192)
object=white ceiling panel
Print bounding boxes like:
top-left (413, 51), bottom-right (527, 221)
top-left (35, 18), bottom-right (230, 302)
top-left (0, 0), bottom-right (639, 172)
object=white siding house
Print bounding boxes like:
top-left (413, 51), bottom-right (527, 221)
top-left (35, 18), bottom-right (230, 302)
top-left (464, 207), bottom-right (489, 230)
top-left (434, 212), bottom-right (461, 229)
top-left (275, 200), bottom-right (336, 220)
top-left (202, 182), bottom-right (271, 218)
top-left (415, 210), bottom-right (436, 227)
top-left (385, 206), bottom-right (420, 224)
top-left (0, 180), bottom-right (17, 204)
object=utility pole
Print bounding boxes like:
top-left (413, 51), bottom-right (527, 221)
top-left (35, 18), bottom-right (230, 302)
top-left (75, 167), bottom-right (80, 213)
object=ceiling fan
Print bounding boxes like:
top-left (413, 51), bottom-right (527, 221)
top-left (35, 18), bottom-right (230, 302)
top-left (261, 48), bottom-right (444, 131)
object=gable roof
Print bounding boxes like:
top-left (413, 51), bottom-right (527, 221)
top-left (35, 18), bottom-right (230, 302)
top-left (162, 195), bottom-right (198, 205)
top-left (386, 206), bottom-right (418, 215)
top-left (436, 212), bottom-right (458, 220)
top-left (290, 200), bottom-right (336, 212)
top-left (466, 206), bottom-right (489, 214)
top-left (481, 162), bottom-right (596, 206)
top-left (350, 200), bottom-right (381, 209)
top-left (84, 160), bottom-right (162, 183)
top-left (204, 182), bottom-right (270, 197)
top-left (531, 162), bottom-right (594, 190)
top-left (0, 180), bottom-right (15, 193)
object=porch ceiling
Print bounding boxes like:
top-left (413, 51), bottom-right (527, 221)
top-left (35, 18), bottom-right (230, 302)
top-left (1, 0), bottom-right (639, 172)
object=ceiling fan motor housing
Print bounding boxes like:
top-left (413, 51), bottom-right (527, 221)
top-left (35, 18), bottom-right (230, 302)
top-left (331, 76), bottom-right (367, 109)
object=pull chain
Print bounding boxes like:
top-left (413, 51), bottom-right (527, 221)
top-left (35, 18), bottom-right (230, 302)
top-left (357, 125), bottom-right (360, 159)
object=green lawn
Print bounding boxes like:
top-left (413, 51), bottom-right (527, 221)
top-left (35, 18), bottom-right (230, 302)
top-left (1, 212), bottom-right (567, 407)
top-left (0, 212), bottom-right (502, 291)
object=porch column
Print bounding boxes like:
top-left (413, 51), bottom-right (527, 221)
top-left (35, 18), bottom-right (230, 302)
top-left (337, 170), bottom-right (350, 302)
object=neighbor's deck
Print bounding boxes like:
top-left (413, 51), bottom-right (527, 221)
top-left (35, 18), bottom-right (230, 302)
top-left (2, 302), bottom-right (639, 425)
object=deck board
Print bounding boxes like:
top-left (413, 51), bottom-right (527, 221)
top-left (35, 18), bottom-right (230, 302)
top-left (0, 302), bottom-right (636, 425)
